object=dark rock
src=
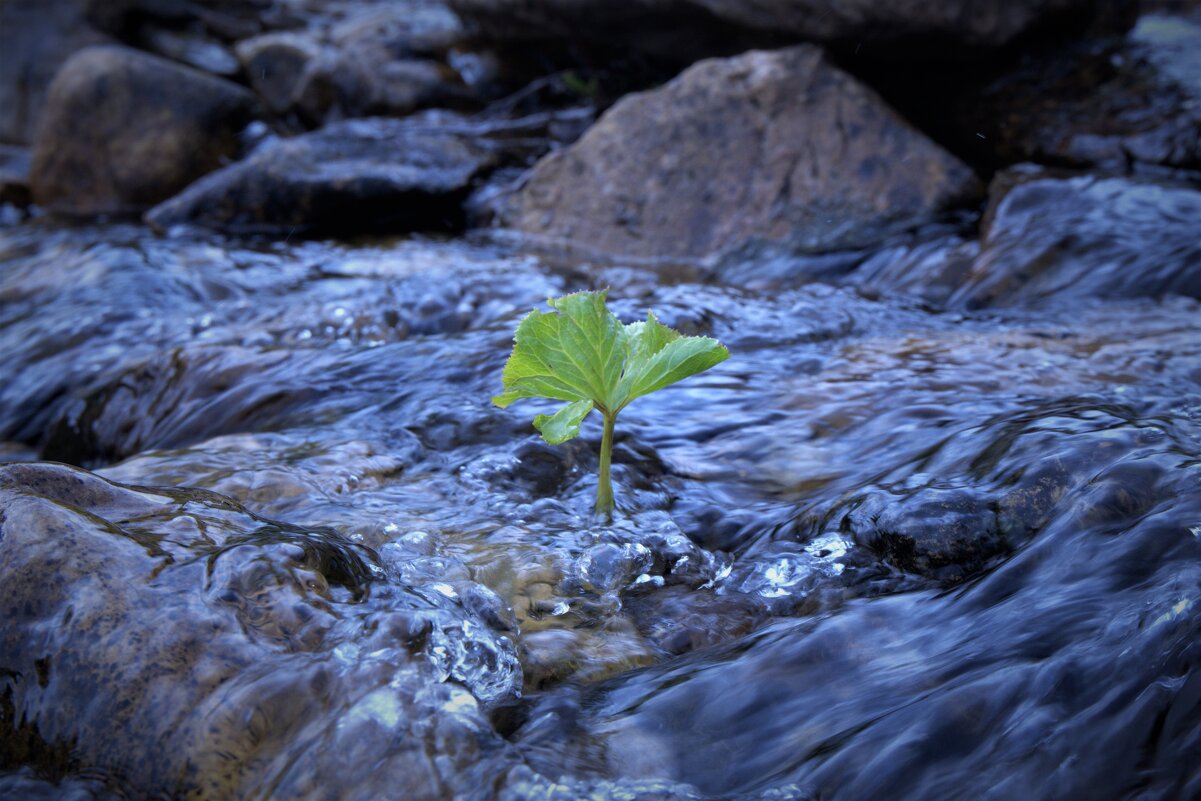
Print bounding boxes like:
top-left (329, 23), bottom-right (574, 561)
top-left (236, 31), bottom-right (325, 114)
top-left (40, 344), bottom-right (320, 466)
top-left (84, 0), bottom-right (272, 42)
top-left (0, 0), bottom-right (110, 145)
top-left (29, 45), bottom-right (256, 217)
top-left (502, 46), bottom-right (978, 263)
top-left (449, 0), bottom-right (1135, 60)
top-left (953, 14), bottom-right (1201, 172)
top-left (0, 146), bottom-right (32, 209)
top-left (847, 487), bottom-right (1008, 584)
top-left (145, 111), bottom-right (587, 235)
top-left (950, 169), bottom-right (1201, 307)
top-left (623, 586), bottom-right (766, 656)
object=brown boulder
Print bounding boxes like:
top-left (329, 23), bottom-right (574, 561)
top-left (503, 45), bottom-right (978, 263)
top-left (29, 45), bottom-right (256, 217)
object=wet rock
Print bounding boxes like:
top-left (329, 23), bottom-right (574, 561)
top-left (449, 0), bottom-right (1134, 60)
top-left (502, 46), bottom-right (978, 263)
top-left (29, 45), bottom-right (256, 217)
top-left (0, 0), bottom-right (110, 145)
top-left (950, 170), bottom-right (1201, 307)
top-left (955, 14), bottom-right (1201, 172)
top-left (577, 542), bottom-right (655, 593)
top-left (624, 585), bottom-right (766, 656)
top-left (40, 345), bottom-right (320, 466)
top-left (0, 462), bottom-right (523, 799)
top-left (520, 625), bottom-right (659, 689)
top-left (144, 116), bottom-right (490, 234)
top-left (145, 111), bottom-right (587, 235)
top-left (846, 488), bottom-right (1008, 583)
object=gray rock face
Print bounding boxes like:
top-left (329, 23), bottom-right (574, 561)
top-left (951, 170), bottom-right (1201, 307)
top-left (449, 0), bottom-right (1134, 55)
top-left (0, 0), bottom-right (110, 145)
top-left (29, 45), bottom-right (256, 217)
top-left (503, 46), bottom-right (978, 263)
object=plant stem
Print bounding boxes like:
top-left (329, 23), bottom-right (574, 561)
top-left (596, 412), bottom-right (616, 518)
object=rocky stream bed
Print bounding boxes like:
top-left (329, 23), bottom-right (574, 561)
top-left (2, 1), bottom-right (1201, 800)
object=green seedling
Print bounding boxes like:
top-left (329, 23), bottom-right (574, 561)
top-left (493, 290), bottom-right (729, 518)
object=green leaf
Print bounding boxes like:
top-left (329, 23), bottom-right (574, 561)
top-left (616, 312), bottom-right (728, 407)
top-left (491, 290), bottom-right (626, 412)
top-left (533, 399), bottom-right (595, 444)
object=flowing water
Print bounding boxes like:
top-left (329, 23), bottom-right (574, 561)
top-left (1, 187), bottom-right (1199, 800)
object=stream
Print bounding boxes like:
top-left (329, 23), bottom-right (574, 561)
top-left (1, 186), bottom-right (1199, 799)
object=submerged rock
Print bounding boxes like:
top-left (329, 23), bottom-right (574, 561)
top-left (29, 45), bottom-right (256, 217)
top-left (501, 45), bottom-right (978, 263)
top-left (0, 462), bottom-right (523, 800)
top-left (950, 169), bottom-right (1201, 307)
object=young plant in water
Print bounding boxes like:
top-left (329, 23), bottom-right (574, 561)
top-left (493, 290), bottom-right (729, 518)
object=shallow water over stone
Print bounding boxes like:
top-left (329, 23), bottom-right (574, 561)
top-left (1, 210), bottom-right (1199, 799)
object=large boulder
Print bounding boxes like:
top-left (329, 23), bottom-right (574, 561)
top-left (449, 0), bottom-right (1135, 58)
top-left (29, 45), bottom-right (256, 217)
top-left (0, 0), bottom-right (110, 144)
top-left (501, 45), bottom-right (978, 263)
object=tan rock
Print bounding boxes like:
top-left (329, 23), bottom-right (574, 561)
top-left (505, 45), bottom-right (978, 263)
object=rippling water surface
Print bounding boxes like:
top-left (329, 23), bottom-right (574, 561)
top-left (1, 207), bottom-right (1199, 799)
